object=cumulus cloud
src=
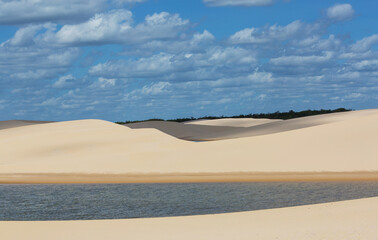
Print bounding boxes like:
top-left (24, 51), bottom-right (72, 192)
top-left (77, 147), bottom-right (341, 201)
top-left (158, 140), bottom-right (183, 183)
top-left (270, 52), bottom-right (334, 66)
top-left (326, 3), bottom-right (354, 21)
top-left (90, 47), bottom-right (256, 79)
top-left (48, 9), bottom-right (133, 45)
top-left (94, 77), bottom-right (117, 88)
top-left (125, 82), bottom-right (172, 100)
top-left (0, 0), bottom-right (106, 25)
top-left (39, 10), bottom-right (190, 46)
top-left (122, 30), bottom-right (215, 55)
top-left (53, 74), bottom-right (77, 88)
top-left (203, 0), bottom-right (274, 7)
top-left (351, 34), bottom-right (378, 52)
top-left (229, 20), bottom-right (322, 44)
top-left (353, 59), bottom-right (378, 71)
top-left (0, 43), bottom-right (79, 86)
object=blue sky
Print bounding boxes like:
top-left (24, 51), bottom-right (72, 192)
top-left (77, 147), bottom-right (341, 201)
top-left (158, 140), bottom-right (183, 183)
top-left (0, 0), bottom-right (377, 121)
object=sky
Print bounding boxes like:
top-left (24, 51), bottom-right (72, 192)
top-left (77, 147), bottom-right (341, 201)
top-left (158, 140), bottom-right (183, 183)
top-left (0, 0), bottom-right (377, 121)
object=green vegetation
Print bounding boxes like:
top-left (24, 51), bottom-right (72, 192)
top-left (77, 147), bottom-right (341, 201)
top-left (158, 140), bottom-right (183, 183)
top-left (116, 108), bottom-right (351, 124)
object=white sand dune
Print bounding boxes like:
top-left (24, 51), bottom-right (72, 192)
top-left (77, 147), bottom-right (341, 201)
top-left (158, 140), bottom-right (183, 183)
top-left (1, 197), bottom-right (377, 240)
top-left (0, 109), bottom-right (378, 183)
top-left (0, 120), bottom-right (53, 130)
top-left (126, 109), bottom-right (378, 140)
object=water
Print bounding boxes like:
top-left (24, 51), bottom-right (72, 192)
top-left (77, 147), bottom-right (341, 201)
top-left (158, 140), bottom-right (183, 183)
top-left (1, 182), bottom-right (377, 221)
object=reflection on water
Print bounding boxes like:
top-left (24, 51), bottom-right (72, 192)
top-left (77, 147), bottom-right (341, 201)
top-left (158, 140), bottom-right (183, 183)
top-left (0, 182), bottom-right (377, 221)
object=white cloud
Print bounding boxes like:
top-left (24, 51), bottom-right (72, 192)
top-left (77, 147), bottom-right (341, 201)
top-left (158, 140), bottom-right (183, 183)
top-left (90, 53), bottom-right (177, 78)
top-left (204, 0), bottom-right (274, 7)
top-left (141, 82), bottom-right (171, 95)
top-left (209, 71), bottom-right (273, 87)
top-left (0, 0), bottom-right (106, 25)
top-left (0, 43), bottom-right (79, 85)
top-left (90, 47), bottom-right (256, 80)
top-left (270, 52), bottom-right (333, 66)
top-left (345, 93), bottom-right (362, 99)
top-left (124, 82), bottom-right (172, 101)
top-left (8, 25), bottom-right (43, 46)
top-left (208, 47), bottom-right (256, 65)
top-left (229, 20), bottom-right (321, 44)
top-left (38, 97), bottom-right (61, 106)
top-left (50, 9), bottom-right (133, 45)
top-left (326, 3), bottom-right (354, 21)
top-left (351, 34), bottom-right (378, 52)
top-left (41, 10), bottom-right (190, 46)
top-left (53, 74), bottom-right (76, 88)
top-left (353, 59), bottom-right (378, 71)
top-left (294, 34), bottom-right (342, 54)
top-left (122, 30), bottom-right (215, 55)
top-left (90, 77), bottom-right (117, 89)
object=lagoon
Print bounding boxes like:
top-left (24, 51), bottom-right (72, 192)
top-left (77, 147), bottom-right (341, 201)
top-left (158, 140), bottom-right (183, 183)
top-left (1, 182), bottom-right (377, 221)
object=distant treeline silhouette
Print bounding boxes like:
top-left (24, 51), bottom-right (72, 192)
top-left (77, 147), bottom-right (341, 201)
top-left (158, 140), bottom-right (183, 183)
top-left (116, 108), bottom-right (351, 124)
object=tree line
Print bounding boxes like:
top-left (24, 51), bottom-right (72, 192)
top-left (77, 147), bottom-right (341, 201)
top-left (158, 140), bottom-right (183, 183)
top-left (116, 108), bottom-right (351, 124)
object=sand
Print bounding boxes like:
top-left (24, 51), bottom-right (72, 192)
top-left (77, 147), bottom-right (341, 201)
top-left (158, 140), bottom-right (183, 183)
top-left (1, 197), bottom-right (377, 240)
top-left (1, 109), bottom-right (378, 183)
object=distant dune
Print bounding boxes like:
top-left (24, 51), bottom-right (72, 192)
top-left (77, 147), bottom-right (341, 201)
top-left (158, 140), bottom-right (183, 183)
top-left (184, 118), bottom-right (282, 127)
top-left (0, 120), bottom-right (53, 130)
top-left (126, 109), bottom-right (378, 141)
top-left (1, 197), bottom-right (377, 240)
top-left (0, 109), bottom-right (378, 183)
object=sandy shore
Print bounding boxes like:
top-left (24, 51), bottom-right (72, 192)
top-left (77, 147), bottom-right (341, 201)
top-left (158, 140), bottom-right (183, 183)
top-left (1, 197), bottom-right (377, 240)
top-left (1, 172), bottom-right (378, 184)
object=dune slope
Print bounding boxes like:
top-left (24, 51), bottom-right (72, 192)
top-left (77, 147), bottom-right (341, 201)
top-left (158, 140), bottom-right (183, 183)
top-left (1, 197), bottom-right (377, 240)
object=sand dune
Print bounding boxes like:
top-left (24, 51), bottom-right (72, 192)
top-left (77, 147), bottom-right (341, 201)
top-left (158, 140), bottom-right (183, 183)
top-left (1, 109), bottom-right (378, 183)
top-left (1, 197), bottom-right (377, 240)
top-left (126, 109), bottom-right (378, 140)
top-left (0, 120), bottom-right (53, 130)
